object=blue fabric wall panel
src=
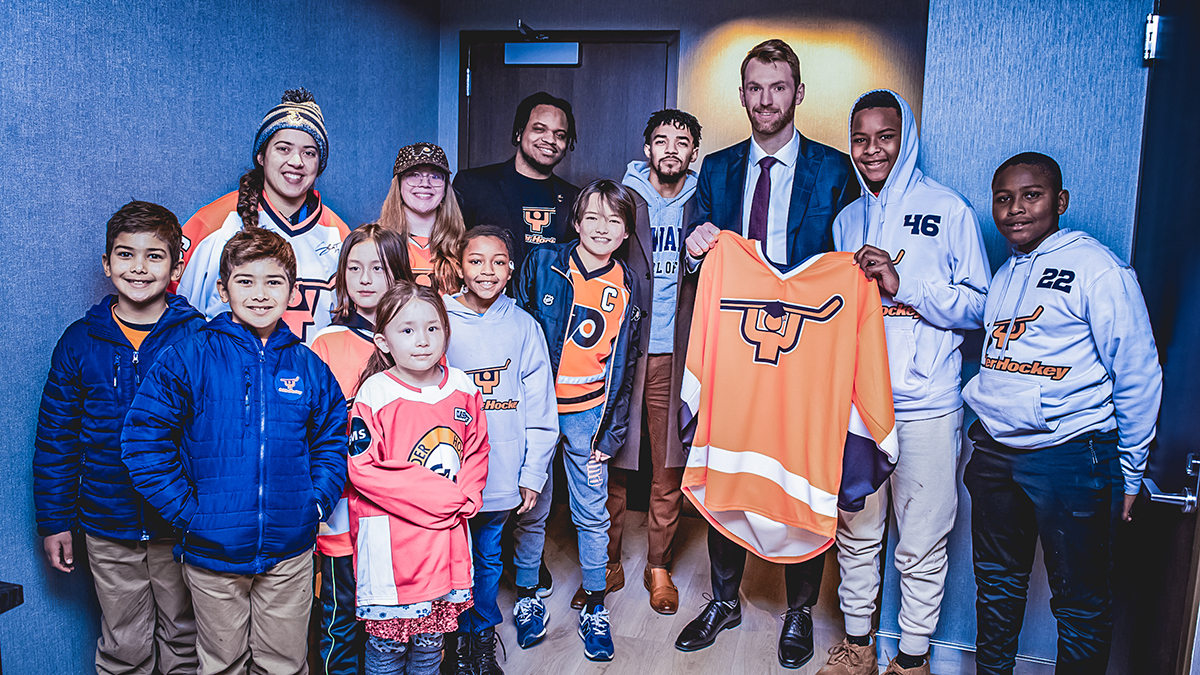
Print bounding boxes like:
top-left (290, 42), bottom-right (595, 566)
top-left (0, 2), bottom-right (438, 673)
top-left (878, 0), bottom-right (1148, 669)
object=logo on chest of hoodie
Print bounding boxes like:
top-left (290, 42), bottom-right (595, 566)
top-left (983, 306), bottom-right (1072, 381)
top-left (465, 359), bottom-right (521, 410)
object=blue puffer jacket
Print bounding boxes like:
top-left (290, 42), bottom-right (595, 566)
top-left (121, 313), bottom-right (348, 574)
top-left (515, 242), bottom-right (642, 463)
top-left (34, 294), bottom-right (205, 539)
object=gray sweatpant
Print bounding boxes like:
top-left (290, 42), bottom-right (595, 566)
top-left (835, 408), bottom-right (963, 655)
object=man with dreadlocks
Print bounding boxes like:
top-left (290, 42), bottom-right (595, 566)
top-left (177, 88), bottom-right (350, 345)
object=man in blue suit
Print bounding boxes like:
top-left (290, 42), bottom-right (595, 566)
top-left (674, 39), bottom-right (857, 670)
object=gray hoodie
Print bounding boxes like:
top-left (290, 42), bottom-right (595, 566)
top-left (444, 293), bottom-right (559, 511)
top-left (962, 229), bottom-right (1162, 494)
top-left (833, 89), bottom-right (991, 420)
top-left (622, 160), bottom-right (698, 352)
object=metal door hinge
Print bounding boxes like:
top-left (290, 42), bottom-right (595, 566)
top-left (1144, 13), bottom-right (1161, 61)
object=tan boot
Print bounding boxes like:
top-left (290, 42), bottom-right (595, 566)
top-left (882, 657), bottom-right (931, 675)
top-left (815, 637), bottom-right (877, 675)
top-left (643, 566), bottom-right (678, 614)
top-left (570, 562), bottom-right (626, 609)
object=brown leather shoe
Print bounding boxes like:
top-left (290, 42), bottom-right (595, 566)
top-left (643, 566), bottom-right (678, 614)
top-left (570, 562), bottom-right (626, 609)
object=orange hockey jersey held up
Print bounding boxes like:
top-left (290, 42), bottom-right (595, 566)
top-left (681, 232), bottom-right (897, 564)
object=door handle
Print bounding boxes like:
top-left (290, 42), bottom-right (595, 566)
top-left (1145, 454), bottom-right (1200, 513)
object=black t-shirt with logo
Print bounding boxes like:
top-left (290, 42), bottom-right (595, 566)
top-left (453, 156), bottom-right (579, 274)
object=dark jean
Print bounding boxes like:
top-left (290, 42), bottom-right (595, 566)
top-left (964, 420), bottom-right (1122, 675)
top-left (319, 553), bottom-right (364, 675)
top-left (459, 510), bottom-right (509, 632)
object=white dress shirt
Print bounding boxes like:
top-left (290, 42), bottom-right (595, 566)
top-left (740, 128), bottom-right (800, 264)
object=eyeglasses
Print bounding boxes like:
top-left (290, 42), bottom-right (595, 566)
top-left (403, 171), bottom-right (447, 187)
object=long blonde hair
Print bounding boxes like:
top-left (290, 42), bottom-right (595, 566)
top-left (378, 176), bottom-right (465, 295)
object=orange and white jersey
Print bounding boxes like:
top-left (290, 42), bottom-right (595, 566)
top-left (310, 313), bottom-right (377, 557)
top-left (175, 190), bottom-right (350, 345)
top-left (409, 235), bottom-right (434, 288)
top-left (681, 232), bottom-right (897, 563)
top-left (555, 252), bottom-right (629, 414)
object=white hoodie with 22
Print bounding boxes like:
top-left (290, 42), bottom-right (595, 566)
top-left (962, 228), bottom-right (1163, 495)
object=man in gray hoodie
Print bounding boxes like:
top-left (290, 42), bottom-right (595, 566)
top-left (591, 109), bottom-right (701, 616)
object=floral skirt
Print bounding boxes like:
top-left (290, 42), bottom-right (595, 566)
top-left (360, 588), bottom-right (473, 643)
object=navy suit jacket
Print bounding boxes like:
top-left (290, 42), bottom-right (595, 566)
top-left (689, 133), bottom-right (858, 267)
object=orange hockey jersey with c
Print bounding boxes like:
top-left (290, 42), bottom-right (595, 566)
top-left (681, 232), bottom-right (897, 564)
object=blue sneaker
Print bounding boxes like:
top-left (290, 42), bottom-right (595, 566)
top-left (578, 604), bottom-right (614, 661)
top-left (513, 596), bottom-right (549, 648)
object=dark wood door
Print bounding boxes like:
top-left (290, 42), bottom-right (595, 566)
top-left (460, 33), bottom-right (674, 188)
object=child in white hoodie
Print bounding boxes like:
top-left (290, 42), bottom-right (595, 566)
top-left (962, 152), bottom-right (1161, 675)
top-left (823, 89), bottom-right (991, 675)
top-left (442, 225), bottom-right (558, 673)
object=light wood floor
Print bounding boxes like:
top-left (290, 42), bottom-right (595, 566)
top-left (492, 506), bottom-right (854, 675)
top-left (485, 506), bottom-right (1056, 675)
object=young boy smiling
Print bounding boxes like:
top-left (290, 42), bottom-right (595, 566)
top-left (442, 225), bottom-right (558, 673)
top-left (824, 89), bottom-right (990, 675)
top-left (122, 227), bottom-right (348, 675)
top-left (962, 152), bottom-right (1162, 674)
top-left (516, 180), bottom-right (642, 662)
top-left (35, 200), bottom-right (205, 675)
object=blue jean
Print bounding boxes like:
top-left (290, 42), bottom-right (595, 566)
top-left (964, 421), bottom-right (1121, 675)
top-left (459, 510), bottom-right (508, 632)
top-left (319, 554), bottom-right (363, 675)
top-left (513, 462), bottom-right (553, 589)
top-left (364, 633), bottom-right (442, 675)
top-left (559, 406), bottom-right (610, 592)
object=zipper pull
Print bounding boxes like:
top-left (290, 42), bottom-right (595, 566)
top-left (113, 354), bottom-right (120, 388)
top-left (132, 351), bottom-right (140, 387)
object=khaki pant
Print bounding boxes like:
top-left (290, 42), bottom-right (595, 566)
top-left (836, 408), bottom-right (964, 656)
top-left (85, 534), bottom-right (197, 675)
top-left (184, 551), bottom-right (314, 675)
top-left (606, 354), bottom-right (685, 568)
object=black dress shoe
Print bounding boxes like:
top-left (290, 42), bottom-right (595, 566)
top-left (777, 607), bottom-right (814, 669)
top-left (675, 598), bottom-right (742, 652)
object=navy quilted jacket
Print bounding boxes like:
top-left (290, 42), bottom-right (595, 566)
top-left (34, 294), bottom-right (205, 539)
top-left (121, 313), bottom-right (348, 574)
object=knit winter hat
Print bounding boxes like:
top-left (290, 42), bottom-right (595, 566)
top-left (253, 88), bottom-right (329, 175)
top-left (393, 142), bottom-right (450, 178)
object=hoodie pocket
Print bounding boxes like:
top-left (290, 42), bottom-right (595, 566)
top-left (962, 370), bottom-right (1052, 438)
top-left (884, 319), bottom-right (920, 395)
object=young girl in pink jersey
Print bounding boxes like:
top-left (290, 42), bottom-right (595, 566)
top-left (310, 223), bottom-right (413, 675)
top-left (346, 282), bottom-right (490, 675)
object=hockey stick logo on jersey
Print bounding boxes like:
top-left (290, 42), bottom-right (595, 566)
top-left (720, 295), bottom-right (844, 366)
